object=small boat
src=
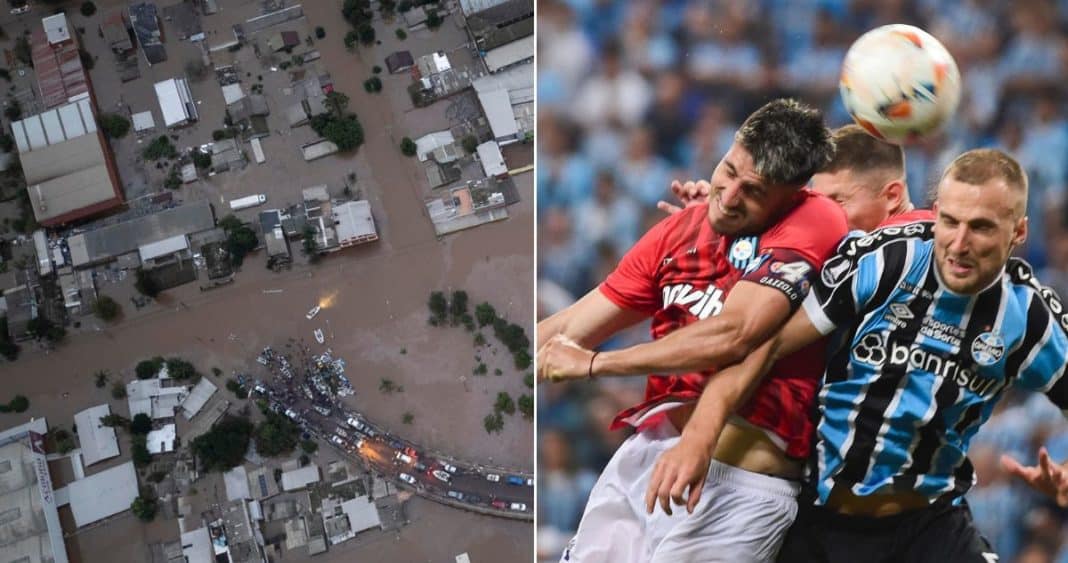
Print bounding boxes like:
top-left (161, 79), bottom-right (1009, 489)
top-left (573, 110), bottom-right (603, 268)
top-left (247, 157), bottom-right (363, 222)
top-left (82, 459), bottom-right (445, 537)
top-left (306, 305), bottom-right (321, 320)
top-left (314, 329), bottom-right (325, 344)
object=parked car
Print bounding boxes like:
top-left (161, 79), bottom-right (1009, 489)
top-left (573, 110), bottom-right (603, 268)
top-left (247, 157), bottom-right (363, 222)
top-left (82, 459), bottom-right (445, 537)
top-left (353, 439), bottom-right (364, 449)
top-left (447, 490), bottom-right (465, 501)
top-left (490, 499), bottom-right (507, 509)
top-left (414, 462), bottom-right (428, 472)
top-left (485, 474), bottom-right (501, 483)
top-left (439, 461), bottom-right (458, 473)
top-left (389, 440), bottom-right (403, 450)
top-left (395, 452), bottom-right (413, 464)
top-left (347, 417), bottom-right (366, 432)
top-left (506, 475), bottom-right (525, 486)
top-left (330, 435), bottom-right (344, 447)
top-left (431, 470), bottom-right (451, 482)
top-left (399, 473), bottom-right (416, 485)
top-left (10, 5), bottom-right (29, 15)
top-left (334, 427), bottom-right (348, 438)
top-left (510, 502), bottom-right (527, 512)
top-left (403, 446), bottom-right (418, 458)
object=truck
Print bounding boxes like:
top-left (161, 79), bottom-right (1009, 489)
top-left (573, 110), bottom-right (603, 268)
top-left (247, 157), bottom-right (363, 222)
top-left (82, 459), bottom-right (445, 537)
top-left (301, 139), bottom-right (339, 161)
top-left (250, 138), bottom-right (266, 164)
top-left (229, 194), bottom-right (266, 211)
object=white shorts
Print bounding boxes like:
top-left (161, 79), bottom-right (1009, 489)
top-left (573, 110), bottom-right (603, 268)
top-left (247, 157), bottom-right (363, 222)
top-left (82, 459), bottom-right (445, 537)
top-left (561, 414), bottom-right (800, 563)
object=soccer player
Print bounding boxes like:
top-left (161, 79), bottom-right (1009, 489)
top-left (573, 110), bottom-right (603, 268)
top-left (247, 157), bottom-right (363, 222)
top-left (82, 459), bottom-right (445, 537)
top-left (659, 124), bottom-right (931, 232)
top-left (537, 99), bottom-right (847, 562)
top-left (646, 148), bottom-right (1066, 562)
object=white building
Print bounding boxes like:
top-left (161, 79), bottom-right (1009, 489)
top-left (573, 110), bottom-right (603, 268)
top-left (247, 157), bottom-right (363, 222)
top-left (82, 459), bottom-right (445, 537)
top-left (155, 78), bottom-right (198, 127)
top-left (333, 201), bottom-right (378, 248)
top-left (127, 378), bottom-right (189, 420)
top-left (66, 461), bottom-right (138, 527)
top-left (280, 464), bottom-right (321, 492)
top-left (73, 405), bottom-right (120, 466)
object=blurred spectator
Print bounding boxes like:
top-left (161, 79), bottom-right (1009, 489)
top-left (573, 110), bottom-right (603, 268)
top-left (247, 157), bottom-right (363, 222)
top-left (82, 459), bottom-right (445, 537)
top-left (537, 1), bottom-right (1068, 560)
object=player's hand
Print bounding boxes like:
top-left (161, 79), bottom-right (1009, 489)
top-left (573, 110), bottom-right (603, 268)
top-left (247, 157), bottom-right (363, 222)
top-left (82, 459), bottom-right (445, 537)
top-left (645, 434), bottom-right (714, 516)
top-left (657, 180), bottom-right (712, 215)
top-left (537, 334), bottom-right (595, 383)
top-left (1001, 447), bottom-right (1068, 507)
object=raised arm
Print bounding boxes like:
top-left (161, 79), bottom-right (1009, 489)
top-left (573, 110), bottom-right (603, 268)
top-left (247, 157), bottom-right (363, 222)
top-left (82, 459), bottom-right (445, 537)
top-left (645, 306), bottom-right (825, 514)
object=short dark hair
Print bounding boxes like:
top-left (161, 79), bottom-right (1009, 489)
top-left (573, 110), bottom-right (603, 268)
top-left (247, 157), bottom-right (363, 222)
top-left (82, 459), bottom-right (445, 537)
top-left (822, 124), bottom-right (905, 178)
top-left (735, 98), bottom-right (835, 187)
top-left (942, 148), bottom-right (1028, 217)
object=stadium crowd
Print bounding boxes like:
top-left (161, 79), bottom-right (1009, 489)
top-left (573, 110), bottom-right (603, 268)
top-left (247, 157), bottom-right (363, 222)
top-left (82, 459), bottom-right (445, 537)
top-left (536, 0), bottom-right (1068, 561)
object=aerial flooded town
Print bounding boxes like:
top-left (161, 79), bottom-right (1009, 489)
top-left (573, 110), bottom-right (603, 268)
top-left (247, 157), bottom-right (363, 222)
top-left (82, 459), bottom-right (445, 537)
top-left (0, 0), bottom-right (534, 562)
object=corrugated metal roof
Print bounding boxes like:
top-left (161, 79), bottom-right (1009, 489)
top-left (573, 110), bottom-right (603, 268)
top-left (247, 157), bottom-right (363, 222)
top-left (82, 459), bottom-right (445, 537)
top-left (74, 405), bottom-right (120, 466)
top-left (138, 234), bottom-right (189, 262)
top-left (477, 88), bottom-right (518, 140)
top-left (482, 35), bottom-right (534, 72)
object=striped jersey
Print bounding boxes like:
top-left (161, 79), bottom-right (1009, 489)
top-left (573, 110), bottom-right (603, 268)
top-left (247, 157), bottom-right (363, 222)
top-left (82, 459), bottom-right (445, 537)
top-left (802, 220), bottom-right (1068, 503)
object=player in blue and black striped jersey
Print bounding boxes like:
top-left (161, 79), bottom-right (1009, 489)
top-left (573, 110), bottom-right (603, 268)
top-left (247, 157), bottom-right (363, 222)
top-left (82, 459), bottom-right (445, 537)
top-left (644, 148), bottom-right (1068, 562)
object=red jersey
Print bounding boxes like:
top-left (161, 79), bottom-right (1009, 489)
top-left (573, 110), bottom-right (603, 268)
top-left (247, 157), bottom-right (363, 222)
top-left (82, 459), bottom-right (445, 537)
top-left (600, 191), bottom-right (849, 458)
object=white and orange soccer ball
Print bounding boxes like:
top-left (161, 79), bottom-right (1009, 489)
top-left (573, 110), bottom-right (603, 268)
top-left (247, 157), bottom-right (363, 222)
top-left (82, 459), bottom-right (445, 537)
top-left (839, 24), bottom-right (961, 145)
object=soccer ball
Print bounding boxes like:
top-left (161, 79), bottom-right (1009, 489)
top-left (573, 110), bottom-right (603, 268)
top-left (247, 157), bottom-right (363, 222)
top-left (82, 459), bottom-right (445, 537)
top-left (839, 24), bottom-right (961, 145)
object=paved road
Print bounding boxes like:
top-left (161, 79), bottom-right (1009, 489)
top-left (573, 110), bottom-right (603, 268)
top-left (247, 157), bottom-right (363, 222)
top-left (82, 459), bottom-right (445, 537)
top-left (254, 344), bottom-right (534, 519)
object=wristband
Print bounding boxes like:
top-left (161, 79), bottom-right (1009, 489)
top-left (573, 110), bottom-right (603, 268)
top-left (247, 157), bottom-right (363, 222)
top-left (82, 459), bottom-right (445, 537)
top-left (588, 351), bottom-right (600, 379)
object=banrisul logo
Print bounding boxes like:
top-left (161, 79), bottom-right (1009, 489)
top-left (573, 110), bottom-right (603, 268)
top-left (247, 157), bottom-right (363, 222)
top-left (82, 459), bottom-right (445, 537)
top-left (971, 332), bottom-right (1005, 366)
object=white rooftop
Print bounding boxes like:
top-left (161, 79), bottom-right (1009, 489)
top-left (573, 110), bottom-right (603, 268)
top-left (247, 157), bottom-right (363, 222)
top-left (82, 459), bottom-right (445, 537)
top-left (415, 131), bottom-right (456, 162)
top-left (477, 88), bottom-right (519, 141)
top-left (138, 234), bottom-right (188, 262)
top-left (221, 83), bottom-right (245, 105)
top-left (146, 424), bottom-right (175, 454)
top-left (132, 111), bottom-right (155, 132)
top-left (181, 527), bottom-right (214, 563)
top-left (11, 98), bottom-right (96, 153)
top-left (224, 466), bottom-right (251, 501)
top-left (73, 405), bottom-right (120, 466)
top-left (333, 201), bottom-right (377, 243)
top-left (483, 35), bottom-right (534, 72)
top-left (127, 378), bottom-right (188, 420)
top-left (476, 141), bottom-right (507, 177)
top-left (154, 78), bottom-right (196, 127)
top-left (281, 464), bottom-right (321, 492)
top-left (42, 13), bottom-right (71, 44)
top-left (342, 496), bottom-right (381, 534)
top-left (181, 378), bottom-right (217, 420)
top-left (67, 461), bottom-right (138, 527)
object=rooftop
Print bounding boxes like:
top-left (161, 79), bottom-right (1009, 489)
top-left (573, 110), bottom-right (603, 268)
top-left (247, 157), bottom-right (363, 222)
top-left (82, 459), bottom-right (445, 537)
top-left (281, 464), bottom-right (320, 492)
top-left (333, 201), bottom-right (377, 246)
top-left (146, 424), bottom-right (176, 454)
top-left (67, 200), bottom-right (216, 268)
top-left (67, 461), bottom-right (138, 527)
top-left (482, 35), bottom-right (534, 73)
top-left (181, 378), bottom-right (217, 420)
top-left (31, 23), bottom-right (87, 109)
top-left (73, 405), bottom-right (120, 466)
top-left (127, 378), bottom-right (189, 420)
top-left (0, 418), bottom-right (68, 563)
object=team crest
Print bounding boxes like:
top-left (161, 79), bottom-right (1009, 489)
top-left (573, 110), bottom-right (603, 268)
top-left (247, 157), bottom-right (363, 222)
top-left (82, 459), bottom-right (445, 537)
top-left (971, 332), bottom-right (1005, 366)
top-left (729, 236), bottom-right (760, 270)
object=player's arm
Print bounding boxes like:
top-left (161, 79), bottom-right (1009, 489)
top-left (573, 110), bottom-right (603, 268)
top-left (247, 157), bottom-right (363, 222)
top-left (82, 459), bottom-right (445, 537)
top-left (536, 288), bottom-right (648, 382)
top-left (645, 307), bottom-right (825, 515)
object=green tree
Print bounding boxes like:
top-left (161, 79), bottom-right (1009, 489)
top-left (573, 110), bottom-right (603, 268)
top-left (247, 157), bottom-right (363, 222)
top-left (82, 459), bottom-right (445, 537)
top-left (342, 0), bottom-right (372, 25)
top-left (325, 91), bottom-right (349, 117)
top-left (524, 372), bottom-right (534, 389)
top-left (494, 392), bottom-right (515, 416)
top-left (134, 268), bottom-right (160, 297)
top-left (300, 440), bottom-right (318, 454)
top-left (8, 395), bottom-right (28, 413)
top-left (427, 10), bottom-right (443, 29)
top-left (192, 149), bottom-right (212, 169)
top-left (27, 317), bottom-right (64, 344)
top-left (462, 135), bottom-right (478, 154)
top-left (130, 413), bottom-right (152, 435)
top-left (131, 436), bottom-right (151, 467)
top-left (315, 26), bottom-right (326, 39)
top-left (322, 116), bottom-right (364, 151)
top-left (344, 30), bottom-right (358, 50)
top-left (449, 290), bottom-right (468, 320)
top-left (80, 2), bottom-right (97, 16)
top-left (400, 137), bottom-right (416, 156)
top-left (428, 291), bottom-right (447, 321)
top-left (94, 370), bottom-right (109, 388)
top-left (142, 136), bottom-right (177, 160)
top-left (191, 416), bottom-right (253, 472)
top-left (254, 412), bottom-right (298, 457)
top-left (100, 413), bottom-right (128, 428)
top-left (402, 412), bottom-right (414, 424)
top-left (483, 412), bottom-right (503, 434)
top-left (98, 113), bottom-right (130, 139)
top-left (475, 302), bottom-right (496, 327)
top-left (165, 357), bottom-right (198, 380)
top-left (379, 378), bottom-right (396, 393)
top-left (135, 357), bottom-right (164, 380)
top-left (514, 348), bottom-right (531, 370)
top-left (92, 295), bottom-right (121, 322)
top-left (13, 36), bottom-right (30, 66)
top-left (131, 495), bottom-right (157, 521)
top-left (111, 382), bottom-right (127, 399)
top-left (0, 318), bottom-right (18, 361)
top-left (518, 394), bottom-right (533, 419)
top-left (357, 23), bottom-right (375, 45)
top-left (395, 28), bottom-right (407, 40)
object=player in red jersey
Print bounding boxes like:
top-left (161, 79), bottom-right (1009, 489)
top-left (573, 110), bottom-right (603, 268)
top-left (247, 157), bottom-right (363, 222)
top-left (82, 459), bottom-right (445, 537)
top-left (537, 99), bottom-right (847, 563)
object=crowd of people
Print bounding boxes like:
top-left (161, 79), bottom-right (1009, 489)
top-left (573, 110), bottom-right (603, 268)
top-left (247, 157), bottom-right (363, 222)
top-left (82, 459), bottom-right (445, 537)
top-left (536, 0), bottom-right (1068, 561)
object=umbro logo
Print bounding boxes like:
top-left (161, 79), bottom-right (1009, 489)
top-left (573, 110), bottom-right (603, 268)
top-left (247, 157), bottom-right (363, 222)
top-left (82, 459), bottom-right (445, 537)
top-left (888, 303), bottom-right (913, 320)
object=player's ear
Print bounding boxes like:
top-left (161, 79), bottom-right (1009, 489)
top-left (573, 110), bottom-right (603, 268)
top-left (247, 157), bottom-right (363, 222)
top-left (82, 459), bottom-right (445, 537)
top-left (1013, 216), bottom-right (1028, 248)
top-left (882, 179), bottom-right (906, 209)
